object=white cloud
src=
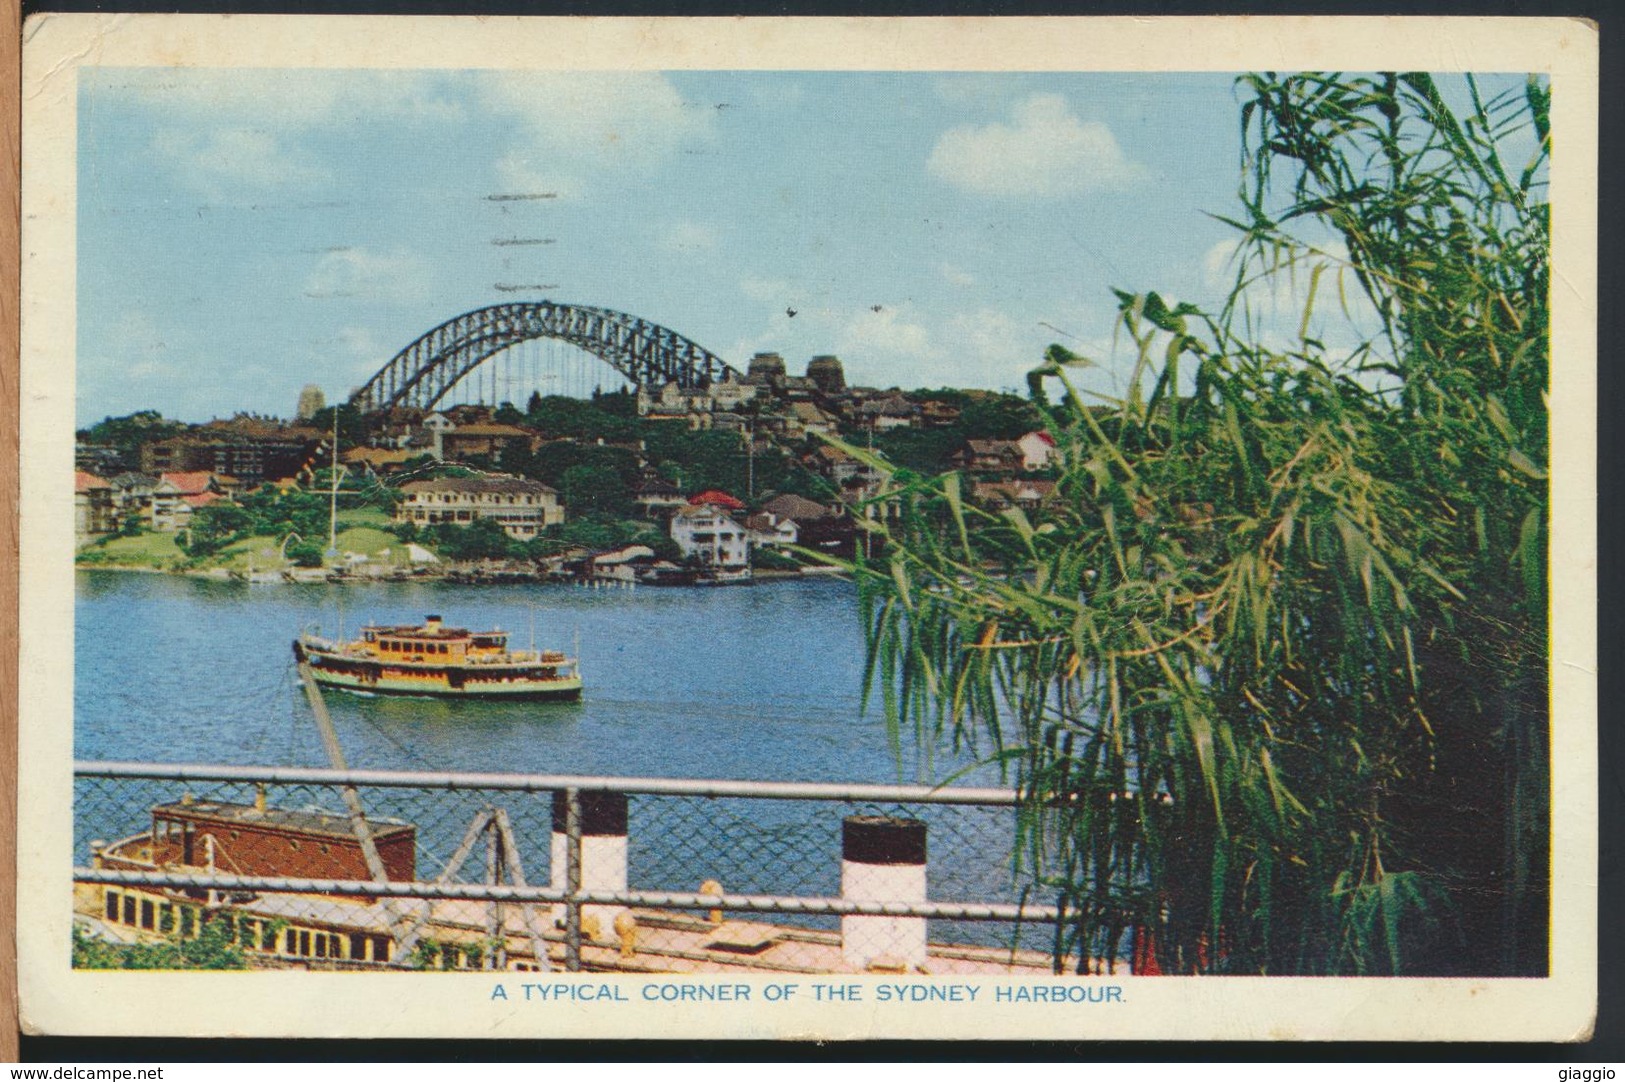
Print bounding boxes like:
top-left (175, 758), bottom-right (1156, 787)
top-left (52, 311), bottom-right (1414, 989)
top-left (928, 94), bottom-right (1145, 197)
top-left (478, 72), bottom-right (714, 195)
top-left (151, 127), bottom-right (327, 198)
top-left (661, 221), bottom-right (718, 253)
top-left (837, 306), bottom-right (941, 363)
top-left (940, 263), bottom-right (977, 288)
top-left (120, 70), bottom-right (460, 197)
top-left (303, 247), bottom-right (433, 303)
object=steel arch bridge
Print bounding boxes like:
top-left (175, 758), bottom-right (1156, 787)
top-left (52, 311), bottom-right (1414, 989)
top-left (349, 302), bottom-right (740, 414)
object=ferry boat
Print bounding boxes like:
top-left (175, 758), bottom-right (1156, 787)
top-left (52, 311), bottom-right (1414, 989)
top-left (292, 615), bottom-right (582, 701)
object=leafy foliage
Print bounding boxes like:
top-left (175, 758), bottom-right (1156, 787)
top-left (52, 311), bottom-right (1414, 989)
top-left (76, 410), bottom-right (189, 473)
top-left (850, 74), bottom-right (1549, 976)
top-left (72, 915), bottom-right (249, 970)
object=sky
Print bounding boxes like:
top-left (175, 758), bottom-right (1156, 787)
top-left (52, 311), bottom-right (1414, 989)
top-left (73, 67), bottom-right (1500, 426)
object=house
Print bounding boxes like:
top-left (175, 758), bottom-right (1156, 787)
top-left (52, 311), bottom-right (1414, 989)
top-left (637, 381), bottom-right (715, 424)
top-left (709, 373), bottom-right (760, 412)
top-left (396, 476), bottom-right (564, 540)
top-left (744, 511), bottom-right (798, 548)
top-left (441, 404), bottom-right (495, 426)
top-left (438, 423), bottom-right (541, 463)
top-left (75, 471), bottom-right (116, 542)
top-left (341, 446), bottom-right (419, 477)
top-left (140, 423), bottom-right (320, 487)
top-left (1017, 430), bottom-right (1057, 472)
top-left (759, 493), bottom-right (855, 558)
top-left (760, 493), bottom-right (837, 524)
top-left (778, 376), bottom-right (819, 403)
top-left (106, 472), bottom-right (158, 523)
top-left (75, 443), bottom-right (124, 477)
top-left (786, 402), bottom-right (840, 439)
top-left (971, 479), bottom-right (1059, 511)
top-left (953, 439), bottom-right (1023, 476)
top-left (631, 472), bottom-right (686, 519)
top-left (150, 472), bottom-right (236, 532)
top-left (419, 413), bottom-right (456, 460)
top-left (858, 395), bottom-right (921, 432)
top-left (585, 544), bottom-right (658, 583)
top-left (687, 490), bottom-right (746, 512)
top-left (919, 400), bottom-right (962, 428)
top-left (669, 503), bottom-right (750, 569)
top-left (804, 445), bottom-right (884, 490)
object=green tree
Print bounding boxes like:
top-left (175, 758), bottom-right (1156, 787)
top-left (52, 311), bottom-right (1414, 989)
top-left (186, 501), bottom-right (253, 551)
top-left (285, 539), bottom-right (326, 567)
top-left (851, 74), bottom-right (1549, 977)
top-left (76, 410), bottom-right (189, 473)
top-left (560, 463), bottom-right (634, 519)
top-left (427, 518), bottom-right (521, 561)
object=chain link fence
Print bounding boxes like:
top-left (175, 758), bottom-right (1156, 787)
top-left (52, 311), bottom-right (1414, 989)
top-left (74, 762), bottom-right (1106, 976)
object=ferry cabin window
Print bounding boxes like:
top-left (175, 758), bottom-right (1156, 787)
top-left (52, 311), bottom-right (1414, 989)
top-left (159, 903), bottom-right (175, 933)
top-left (140, 899), bottom-right (155, 929)
top-left (104, 890), bottom-right (119, 921)
top-left (122, 894), bottom-right (136, 925)
top-left (179, 905), bottom-right (195, 937)
top-left (261, 924), bottom-right (278, 951)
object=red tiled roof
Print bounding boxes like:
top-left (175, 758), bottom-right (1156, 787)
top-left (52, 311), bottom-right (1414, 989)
top-left (183, 491), bottom-right (226, 509)
top-left (443, 423), bottom-right (536, 438)
top-left (688, 490), bottom-right (745, 510)
top-left (159, 471), bottom-right (217, 495)
top-left (75, 471), bottom-right (110, 493)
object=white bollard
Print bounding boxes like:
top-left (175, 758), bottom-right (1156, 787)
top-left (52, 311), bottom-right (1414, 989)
top-left (840, 815), bottom-right (927, 971)
top-left (550, 790), bottom-right (628, 937)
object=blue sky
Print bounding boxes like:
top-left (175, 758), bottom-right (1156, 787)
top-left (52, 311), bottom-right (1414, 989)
top-left (76, 68), bottom-right (1335, 424)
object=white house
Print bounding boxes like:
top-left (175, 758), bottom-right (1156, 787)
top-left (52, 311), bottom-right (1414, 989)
top-left (397, 475), bottom-right (564, 539)
top-left (670, 503), bottom-right (750, 569)
top-left (744, 511), bottom-right (798, 548)
top-left (421, 412), bottom-right (455, 461)
top-left (1018, 430), bottom-right (1057, 472)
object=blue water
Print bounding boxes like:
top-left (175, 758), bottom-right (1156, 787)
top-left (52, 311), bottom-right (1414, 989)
top-left (74, 571), bottom-right (988, 786)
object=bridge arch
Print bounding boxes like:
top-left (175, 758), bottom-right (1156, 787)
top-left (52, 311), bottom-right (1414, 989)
top-left (349, 302), bottom-right (740, 414)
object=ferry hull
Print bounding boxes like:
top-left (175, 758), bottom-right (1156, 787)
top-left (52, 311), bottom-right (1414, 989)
top-left (310, 668), bottom-right (583, 701)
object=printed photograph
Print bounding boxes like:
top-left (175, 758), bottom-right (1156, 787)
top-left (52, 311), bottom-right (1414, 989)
top-left (19, 14), bottom-right (1596, 1041)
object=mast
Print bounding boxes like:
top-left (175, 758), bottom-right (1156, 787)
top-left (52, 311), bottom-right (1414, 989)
top-left (327, 405), bottom-right (340, 559)
top-left (297, 661), bottom-right (413, 959)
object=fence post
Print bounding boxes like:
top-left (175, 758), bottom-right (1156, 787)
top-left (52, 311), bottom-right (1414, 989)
top-left (564, 788), bottom-right (582, 972)
top-left (840, 815), bottom-right (928, 972)
top-left (550, 789), bottom-right (630, 964)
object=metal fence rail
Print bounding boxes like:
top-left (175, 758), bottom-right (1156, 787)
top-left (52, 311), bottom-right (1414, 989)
top-left (74, 761), bottom-right (1097, 977)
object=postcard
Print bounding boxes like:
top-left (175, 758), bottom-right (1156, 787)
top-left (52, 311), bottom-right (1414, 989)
top-left (17, 14), bottom-right (1598, 1041)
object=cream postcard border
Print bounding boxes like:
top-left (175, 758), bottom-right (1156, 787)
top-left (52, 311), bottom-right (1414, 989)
top-left (18, 14), bottom-right (1599, 1041)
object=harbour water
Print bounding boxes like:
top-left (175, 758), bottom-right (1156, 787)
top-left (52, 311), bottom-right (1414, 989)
top-left (74, 570), bottom-right (995, 786)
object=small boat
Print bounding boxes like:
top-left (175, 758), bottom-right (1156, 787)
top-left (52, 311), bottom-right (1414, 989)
top-left (292, 614), bottom-right (583, 701)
